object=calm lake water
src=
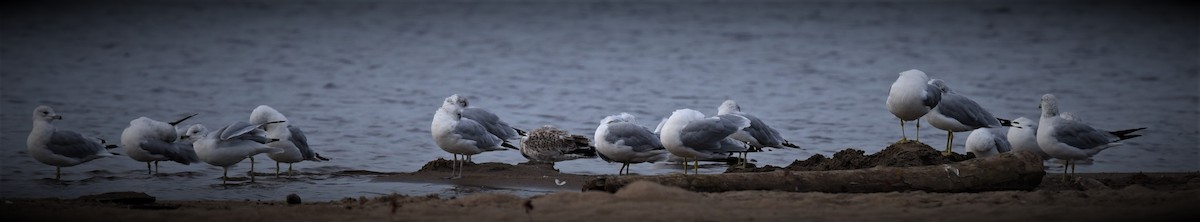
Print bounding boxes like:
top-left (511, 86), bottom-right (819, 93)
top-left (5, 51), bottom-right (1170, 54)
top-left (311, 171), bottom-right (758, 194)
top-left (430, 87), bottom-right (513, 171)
top-left (2, 1), bottom-right (1196, 201)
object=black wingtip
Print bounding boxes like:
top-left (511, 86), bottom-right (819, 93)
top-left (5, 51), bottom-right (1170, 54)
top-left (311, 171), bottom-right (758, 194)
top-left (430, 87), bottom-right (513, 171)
top-left (998, 118), bottom-right (1013, 127)
top-left (501, 141), bottom-right (519, 150)
top-left (782, 140), bottom-right (800, 149)
top-left (314, 153), bottom-right (331, 161)
top-left (168, 113), bottom-right (200, 126)
top-left (1110, 127), bottom-right (1147, 141)
top-left (513, 127), bottom-right (527, 137)
top-left (105, 144), bottom-right (119, 149)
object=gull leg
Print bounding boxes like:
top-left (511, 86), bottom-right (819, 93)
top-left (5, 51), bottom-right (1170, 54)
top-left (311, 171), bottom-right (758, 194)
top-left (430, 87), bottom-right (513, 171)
top-left (694, 159), bottom-right (700, 175)
top-left (147, 162), bottom-right (152, 175)
top-left (250, 156), bottom-right (256, 183)
top-left (154, 161), bottom-right (160, 174)
top-left (223, 168), bottom-right (229, 185)
top-left (941, 131), bottom-right (954, 156)
top-left (56, 167), bottom-right (61, 180)
top-left (288, 163), bottom-right (294, 177)
top-left (1062, 159), bottom-right (1070, 182)
top-left (276, 162), bottom-right (281, 177)
top-left (898, 120), bottom-right (908, 143)
top-left (916, 119), bottom-right (921, 142)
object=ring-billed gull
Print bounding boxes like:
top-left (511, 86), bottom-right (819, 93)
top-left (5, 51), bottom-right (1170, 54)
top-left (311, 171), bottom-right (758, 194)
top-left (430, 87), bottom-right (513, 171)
top-left (444, 94), bottom-right (522, 162)
top-left (594, 113), bottom-right (669, 175)
top-left (26, 105), bottom-right (118, 180)
top-left (1006, 117), bottom-right (1050, 160)
top-left (965, 128), bottom-right (1011, 158)
top-left (659, 109), bottom-right (750, 175)
top-left (717, 100), bottom-right (800, 167)
top-left (924, 79), bottom-right (1011, 156)
top-left (886, 69), bottom-right (941, 143)
top-left (249, 105), bottom-right (329, 177)
top-left (120, 114), bottom-right (200, 175)
top-left (519, 125), bottom-right (596, 164)
top-left (1036, 94), bottom-right (1145, 180)
top-left (431, 94), bottom-right (516, 179)
top-left (191, 121), bottom-right (284, 184)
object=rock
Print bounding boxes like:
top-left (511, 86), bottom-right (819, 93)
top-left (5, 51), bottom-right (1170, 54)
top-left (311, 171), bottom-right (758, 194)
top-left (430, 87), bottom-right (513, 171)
top-left (77, 192), bottom-right (156, 205)
top-left (287, 194), bottom-right (302, 205)
top-left (1077, 178), bottom-right (1110, 190)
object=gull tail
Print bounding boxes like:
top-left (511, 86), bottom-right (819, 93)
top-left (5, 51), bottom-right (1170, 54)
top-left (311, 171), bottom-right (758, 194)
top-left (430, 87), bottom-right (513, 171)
top-left (566, 146), bottom-right (598, 157)
top-left (501, 141), bottom-right (519, 150)
top-left (513, 127), bottom-right (527, 137)
top-left (1110, 127), bottom-right (1147, 141)
top-left (782, 140), bottom-right (800, 149)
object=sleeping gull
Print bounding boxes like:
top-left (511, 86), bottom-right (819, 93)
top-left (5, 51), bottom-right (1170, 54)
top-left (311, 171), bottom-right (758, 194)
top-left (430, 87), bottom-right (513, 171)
top-left (924, 79), bottom-right (1011, 156)
top-left (120, 114), bottom-right (200, 174)
top-left (659, 109), bottom-right (750, 175)
top-left (886, 69), bottom-right (941, 143)
top-left (446, 94), bottom-right (522, 162)
top-left (26, 105), bottom-right (118, 180)
top-left (249, 105), bottom-right (329, 177)
top-left (594, 113), bottom-right (669, 175)
top-left (1036, 94), bottom-right (1145, 180)
top-left (191, 121), bottom-right (284, 184)
top-left (519, 125), bottom-right (596, 163)
top-left (1006, 117), bottom-right (1050, 160)
top-left (431, 94), bottom-right (516, 179)
top-left (717, 100), bottom-right (800, 167)
top-left (965, 128), bottom-right (1011, 158)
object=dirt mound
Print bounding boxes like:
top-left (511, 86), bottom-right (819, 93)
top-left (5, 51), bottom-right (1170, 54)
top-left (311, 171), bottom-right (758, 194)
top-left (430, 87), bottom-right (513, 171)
top-left (727, 141), bottom-right (974, 173)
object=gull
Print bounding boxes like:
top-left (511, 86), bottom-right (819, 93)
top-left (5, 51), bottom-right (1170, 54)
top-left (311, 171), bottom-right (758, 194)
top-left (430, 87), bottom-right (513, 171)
top-left (431, 94), bottom-right (516, 179)
top-left (120, 113), bottom-right (200, 174)
top-left (446, 95), bottom-right (522, 162)
top-left (717, 100), bottom-right (800, 167)
top-left (965, 128), bottom-right (1011, 158)
top-left (1006, 117), bottom-right (1050, 160)
top-left (594, 113), bottom-right (669, 175)
top-left (519, 125), bottom-right (596, 163)
top-left (191, 121), bottom-right (284, 184)
top-left (924, 79), bottom-right (1011, 156)
top-left (1036, 94), bottom-right (1145, 180)
top-left (887, 69), bottom-right (942, 143)
top-left (659, 109), bottom-right (750, 175)
top-left (26, 105), bottom-right (118, 180)
top-left (249, 105), bottom-right (329, 177)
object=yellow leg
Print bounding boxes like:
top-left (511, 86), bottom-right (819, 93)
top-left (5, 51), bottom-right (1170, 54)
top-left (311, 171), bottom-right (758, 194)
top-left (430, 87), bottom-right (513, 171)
top-left (898, 120), bottom-right (908, 143)
top-left (693, 159), bottom-right (699, 175)
top-left (942, 131), bottom-right (954, 156)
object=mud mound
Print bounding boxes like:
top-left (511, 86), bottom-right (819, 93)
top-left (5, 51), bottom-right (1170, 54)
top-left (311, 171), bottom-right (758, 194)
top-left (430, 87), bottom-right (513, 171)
top-left (728, 141), bottom-right (974, 173)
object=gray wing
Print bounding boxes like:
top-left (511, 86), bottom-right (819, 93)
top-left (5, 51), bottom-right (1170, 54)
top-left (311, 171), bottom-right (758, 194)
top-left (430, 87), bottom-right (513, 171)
top-left (288, 125), bottom-right (318, 160)
top-left (1053, 120), bottom-right (1118, 150)
top-left (923, 83), bottom-right (942, 109)
top-left (935, 94), bottom-right (1001, 128)
top-left (47, 130), bottom-right (106, 159)
top-left (455, 118), bottom-right (504, 150)
top-left (993, 134), bottom-right (1012, 153)
top-left (140, 140), bottom-right (199, 164)
top-left (680, 115), bottom-right (747, 152)
top-left (461, 108), bottom-right (520, 140)
top-left (739, 114), bottom-right (785, 147)
top-left (219, 121), bottom-right (261, 140)
top-left (604, 123), bottom-right (664, 152)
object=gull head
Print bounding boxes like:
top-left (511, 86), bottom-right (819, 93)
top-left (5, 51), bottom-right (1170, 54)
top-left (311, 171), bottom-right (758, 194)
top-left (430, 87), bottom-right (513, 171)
top-left (1010, 117), bottom-right (1036, 129)
top-left (927, 79), bottom-right (951, 93)
top-left (1040, 94), bottom-right (1059, 117)
top-left (898, 69), bottom-right (930, 81)
top-left (601, 113), bottom-right (636, 125)
top-left (250, 105), bottom-right (288, 126)
top-left (717, 100), bottom-right (741, 115)
top-left (32, 105), bottom-right (62, 122)
top-left (181, 124), bottom-right (208, 141)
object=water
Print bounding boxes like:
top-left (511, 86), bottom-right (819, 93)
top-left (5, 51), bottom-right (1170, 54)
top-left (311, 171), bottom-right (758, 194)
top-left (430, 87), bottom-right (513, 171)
top-left (2, 2), bottom-right (1196, 201)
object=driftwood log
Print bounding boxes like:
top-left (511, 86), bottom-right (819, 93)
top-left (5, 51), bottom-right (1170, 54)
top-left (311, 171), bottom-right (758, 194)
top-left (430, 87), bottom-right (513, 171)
top-left (583, 150), bottom-right (1046, 193)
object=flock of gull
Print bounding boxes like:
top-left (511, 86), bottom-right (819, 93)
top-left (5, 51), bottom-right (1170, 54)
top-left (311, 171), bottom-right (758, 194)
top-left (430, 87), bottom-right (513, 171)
top-left (24, 69), bottom-right (1145, 183)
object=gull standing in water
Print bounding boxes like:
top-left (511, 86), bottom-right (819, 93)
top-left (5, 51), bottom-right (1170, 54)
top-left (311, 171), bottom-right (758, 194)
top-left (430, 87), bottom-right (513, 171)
top-left (886, 69), bottom-right (941, 143)
top-left (595, 113), bottom-right (669, 175)
top-left (191, 121), bottom-right (284, 184)
top-left (249, 105), bottom-right (329, 177)
top-left (717, 100), bottom-right (800, 167)
top-left (659, 109), bottom-right (750, 175)
top-left (924, 79), bottom-right (1011, 156)
top-left (27, 105), bottom-right (118, 180)
top-left (1036, 94), bottom-right (1145, 180)
top-left (1006, 117), bottom-right (1050, 160)
top-left (519, 125), bottom-right (596, 163)
top-left (965, 128), bottom-right (1011, 158)
top-left (431, 94), bottom-right (515, 179)
top-left (121, 114), bottom-right (200, 174)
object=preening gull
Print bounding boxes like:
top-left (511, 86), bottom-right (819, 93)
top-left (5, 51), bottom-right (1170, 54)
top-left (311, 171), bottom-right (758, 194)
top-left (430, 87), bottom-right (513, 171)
top-left (595, 113), bottom-right (669, 175)
top-left (26, 105), bottom-right (118, 180)
top-left (659, 109), bottom-right (750, 175)
top-left (431, 94), bottom-right (515, 179)
top-left (717, 100), bottom-right (799, 167)
top-left (250, 105), bottom-right (328, 177)
top-left (121, 114), bottom-right (200, 174)
top-left (443, 94), bottom-right (522, 162)
top-left (519, 125), bottom-right (596, 163)
top-left (965, 128), bottom-right (1010, 158)
top-left (1036, 94), bottom-right (1145, 180)
top-left (886, 69), bottom-right (941, 142)
top-left (924, 79), bottom-right (1010, 156)
top-left (1006, 117), bottom-right (1049, 160)
top-left (191, 122), bottom-right (284, 184)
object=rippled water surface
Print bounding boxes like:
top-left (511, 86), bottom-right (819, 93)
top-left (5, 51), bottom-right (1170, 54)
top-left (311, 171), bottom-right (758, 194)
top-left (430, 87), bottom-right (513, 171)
top-left (2, 2), bottom-right (1196, 200)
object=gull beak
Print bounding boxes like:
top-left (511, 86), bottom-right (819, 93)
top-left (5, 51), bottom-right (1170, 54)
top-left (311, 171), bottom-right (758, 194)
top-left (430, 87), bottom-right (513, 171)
top-left (51, 115), bottom-right (63, 120)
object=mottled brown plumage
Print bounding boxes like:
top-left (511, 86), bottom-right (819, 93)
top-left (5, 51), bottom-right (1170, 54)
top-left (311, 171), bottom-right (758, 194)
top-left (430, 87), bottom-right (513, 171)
top-left (520, 125), bottom-right (597, 163)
